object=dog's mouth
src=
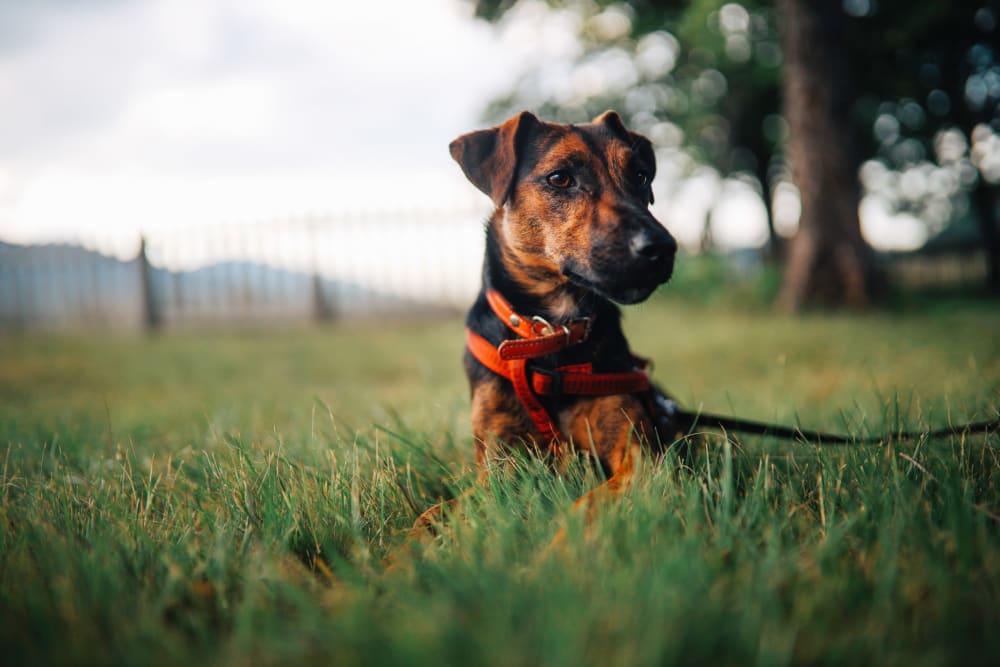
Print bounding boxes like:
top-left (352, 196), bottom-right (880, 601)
top-left (562, 261), bottom-right (673, 305)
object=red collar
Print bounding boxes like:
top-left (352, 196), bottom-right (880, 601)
top-left (466, 289), bottom-right (651, 446)
top-left (484, 289), bottom-right (593, 360)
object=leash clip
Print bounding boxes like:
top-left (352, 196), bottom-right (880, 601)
top-left (657, 396), bottom-right (680, 421)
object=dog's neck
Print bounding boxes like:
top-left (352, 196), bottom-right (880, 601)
top-left (470, 211), bottom-right (635, 373)
top-left (482, 212), bottom-right (611, 324)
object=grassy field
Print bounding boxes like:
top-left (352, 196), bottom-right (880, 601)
top-left (2, 297), bottom-right (999, 666)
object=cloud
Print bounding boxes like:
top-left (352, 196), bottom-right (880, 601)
top-left (0, 0), bottom-right (156, 160)
top-left (0, 0), bottom-right (517, 240)
top-left (1, 0), bottom-right (511, 169)
top-left (0, 0), bottom-right (131, 54)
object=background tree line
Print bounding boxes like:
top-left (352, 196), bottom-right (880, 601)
top-left (467, 0), bottom-right (1000, 310)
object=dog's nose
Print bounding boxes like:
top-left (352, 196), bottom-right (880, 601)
top-left (629, 229), bottom-right (677, 263)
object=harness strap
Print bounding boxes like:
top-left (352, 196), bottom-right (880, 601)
top-left (467, 329), bottom-right (563, 441)
top-left (466, 290), bottom-right (652, 444)
top-left (469, 293), bottom-right (1000, 448)
top-left (467, 330), bottom-right (651, 397)
top-left (531, 364), bottom-right (652, 396)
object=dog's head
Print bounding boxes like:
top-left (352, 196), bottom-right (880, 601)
top-left (450, 110), bottom-right (676, 305)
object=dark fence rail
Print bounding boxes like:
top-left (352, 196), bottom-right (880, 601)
top-left (0, 207), bottom-right (490, 331)
top-left (884, 247), bottom-right (989, 288)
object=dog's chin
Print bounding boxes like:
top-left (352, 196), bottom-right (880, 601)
top-left (604, 284), bottom-right (660, 305)
top-left (562, 267), bottom-right (671, 305)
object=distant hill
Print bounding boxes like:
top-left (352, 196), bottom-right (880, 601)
top-left (0, 240), bottom-right (144, 330)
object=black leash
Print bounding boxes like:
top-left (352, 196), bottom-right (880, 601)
top-left (659, 399), bottom-right (1000, 445)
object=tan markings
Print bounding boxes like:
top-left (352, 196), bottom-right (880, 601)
top-left (604, 141), bottom-right (631, 193)
top-left (545, 394), bottom-right (649, 553)
top-left (493, 131), bottom-right (625, 315)
top-left (470, 376), bottom-right (544, 464)
top-left (531, 133), bottom-right (591, 174)
top-left (560, 394), bottom-right (652, 465)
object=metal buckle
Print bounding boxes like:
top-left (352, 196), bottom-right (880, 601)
top-left (531, 315), bottom-right (576, 347)
top-left (530, 315), bottom-right (554, 336)
top-left (559, 323), bottom-right (571, 346)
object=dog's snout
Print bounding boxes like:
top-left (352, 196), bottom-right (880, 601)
top-left (629, 228), bottom-right (677, 263)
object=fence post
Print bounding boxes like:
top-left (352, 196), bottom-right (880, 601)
top-left (137, 235), bottom-right (160, 331)
top-left (310, 218), bottom-right (334, 322)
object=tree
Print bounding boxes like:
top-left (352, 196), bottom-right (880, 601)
top-left (472, 0), bottom-right (877, 308)
top-left (476, 0), bottom-right (790, 258)
top-left (774, 0), bottom-right (875, 309)
top-left (846, 0), bottom-right (1000, 293)
top-left (467, 0), bottom-right (1000, 305)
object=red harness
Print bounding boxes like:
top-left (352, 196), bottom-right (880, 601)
top-left (465, 289), bottom-right (652, 443)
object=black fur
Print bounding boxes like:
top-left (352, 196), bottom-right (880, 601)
top-left (463, 212), bottom-right (676, 449)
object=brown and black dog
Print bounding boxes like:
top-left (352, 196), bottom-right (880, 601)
top-left (414, 110), bottom-right (682, 533)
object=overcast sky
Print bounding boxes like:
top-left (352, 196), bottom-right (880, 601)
top-left (0, 0), bottom-right (932, 257)
top-left (0, 0), bottom-right (539, 250)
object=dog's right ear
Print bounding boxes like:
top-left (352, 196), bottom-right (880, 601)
top-left (449, 111), bottom-right (539, 207)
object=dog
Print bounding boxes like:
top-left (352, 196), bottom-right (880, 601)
top-left (413, 110), bottom-right (682, 534)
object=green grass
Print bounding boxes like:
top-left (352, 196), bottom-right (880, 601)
top-left (2, 299), bottom-right (999, 666)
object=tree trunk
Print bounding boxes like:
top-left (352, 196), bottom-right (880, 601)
top-left (775, 0), bottom-right (876, 311)
top-left (756, 153), bottom-right (785, 262)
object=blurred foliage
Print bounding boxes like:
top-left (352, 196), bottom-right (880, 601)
top-left (654, 251), bottom-right (783, 309)
top-left (468, 0), bottom-right (1000, 268)
top-left (479, 0), bottom-right (784, 184)
top-left (850, 0), bottom-right (1000, 243)
top-left (658, 251), bottom-right (1000, 313)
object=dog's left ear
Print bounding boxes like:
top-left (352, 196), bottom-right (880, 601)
top-left (594, 110), bottom-right (656, 204)
top-left (449, 111), bottom-right (539, 207)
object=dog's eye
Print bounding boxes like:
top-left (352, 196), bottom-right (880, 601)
top-left (636, 170), bottom-right (654, 204)
top-left (546, 170), bottom-right (574, 189)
